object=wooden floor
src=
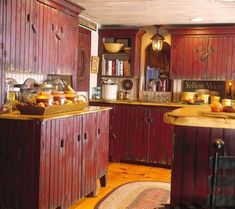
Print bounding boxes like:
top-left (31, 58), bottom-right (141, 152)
top-left (69, 162), bottom-right (171, 209)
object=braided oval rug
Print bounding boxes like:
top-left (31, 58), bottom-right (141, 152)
top-left (95, 181), bottom-right (170, 209)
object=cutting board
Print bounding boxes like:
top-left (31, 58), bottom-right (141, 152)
top-left (198, 111), bottom-right (235, 119)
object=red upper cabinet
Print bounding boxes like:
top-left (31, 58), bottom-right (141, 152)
top-left (170, 27), bottom-right (235, 80)
top-left (35, 0), bottom-right (81, 75)
top-left (98, 28), bottom-right (145, 83)
top-left (3, 0), bottom-right (36, 73)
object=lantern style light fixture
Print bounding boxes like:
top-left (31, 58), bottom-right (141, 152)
top-left (151, 25), bottom-right (164, 51)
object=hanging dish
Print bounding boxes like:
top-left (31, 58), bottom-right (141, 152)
top-left (122, 79), bottom-right (133, 90)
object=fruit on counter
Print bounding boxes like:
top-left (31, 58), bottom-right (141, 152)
top-left (36, 92), bottom-right (54, 106)
top-left (210, 101), bottom-right (223, 112)
top-left (222, 105), bottom-right (235, 113)
top-left (52, 91), bottom-right (65, 105)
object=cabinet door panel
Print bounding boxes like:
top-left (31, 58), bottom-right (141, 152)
top-left (82, 113), bottom-right (96, 196)
top-left (77, 26), bottom-right (91, 91)
top-left (35, 2), bottom-right (59, 74)
top-left (71, 116), bottom-right (82, 203)
top-left (125, 105), bottom-right (149, 162)
top-left (58, 11), bottom-right (78, 75)
top-left (4, 0), bottom-right (18, 70)
top-left (96, 111), bottom-right (109, 179)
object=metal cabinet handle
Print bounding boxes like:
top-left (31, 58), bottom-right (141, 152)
top-left (98, 128), bottom-right (101, 135)
top-left (77, 134), bottom-right (81, 142)
top-left (84, 133), bottom-right (87, 140)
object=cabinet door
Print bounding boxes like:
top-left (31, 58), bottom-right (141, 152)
top-left (207, 35), bottom-right (235, 80)
top-left (81, 113), bottom-right (96, 196)
top-left (40, 119), bottom-right (65, 209)
top-left (57, 11), bottom-right (78, 75)
top-left (35, 1), bottom-right (59, 74)
top-left (124, 105), bottom-right (149, 162)
top-left (148, 107), bottom-right (175, 165)
top-left (77, 26), bottom-right (91, 92)
top-left (71, 116), bottom-right (82, 204)
top-left (171, 35), bottom-right (208, 79)
top-left (4, 0), bottom-right (35, 72)
top-left (96, 111), bottom-right (109, 182)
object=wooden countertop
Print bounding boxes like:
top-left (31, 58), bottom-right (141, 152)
top-left (89, 99), bottom-right (189, 107)
top-left (0, 106), bottom-right (112, 121)
top-left (164, 105), bottom-right (235, 129)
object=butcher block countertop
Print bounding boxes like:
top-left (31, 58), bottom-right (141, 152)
top-left (164, 105), bottom-right (235, 129)
top-left (89, 99), bottom-right (189, 107)
top-left (0, 106), bottom-right (112, 121)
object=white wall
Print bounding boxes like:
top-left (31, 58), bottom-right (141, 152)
top-left (89, 25), bottom-right (100, 98)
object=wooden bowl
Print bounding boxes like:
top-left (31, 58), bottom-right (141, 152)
top-left (103, 43), bottom-right (123, 53)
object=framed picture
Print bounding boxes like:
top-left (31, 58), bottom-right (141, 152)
top-left (115, 38), bottom-right (129, 50)
top-left (91, 56), bottom-right (99, 73)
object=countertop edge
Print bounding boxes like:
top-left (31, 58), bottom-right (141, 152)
top-left (0, 106), bottom-right (112, 121)
top-left (164, 106), bottom-right (235, 129)
top-left (89, 99), bottom-right (191, 107)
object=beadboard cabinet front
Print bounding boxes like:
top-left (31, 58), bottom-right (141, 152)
top-left (170, 27), bottom-right (235, 80)
top-left (0, 110), bottom-right (109, 209)
top-left (3, 0), bottom-right (35, 73)
top-left (90, 102), bottom-right (176, 167)
top-left (35, 1), bottom-right (79, 75)
top-left (77, 26), bottom-right (91, 92)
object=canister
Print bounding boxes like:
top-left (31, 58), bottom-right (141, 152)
top-left (101, 84), bottom-right (118, 100)
top-left (117, 91), bottom-right (124, 100)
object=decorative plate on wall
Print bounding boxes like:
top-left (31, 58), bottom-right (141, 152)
top-left (122, 79), bottom-right (133, 90)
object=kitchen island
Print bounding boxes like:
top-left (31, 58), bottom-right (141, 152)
top-left (164, 106), bottom-right (235, 205)
top-left (0, 106), bottom-right (111, 209)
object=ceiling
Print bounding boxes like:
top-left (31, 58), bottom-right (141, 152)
top-left (72, 0), bottom-right (235, 27)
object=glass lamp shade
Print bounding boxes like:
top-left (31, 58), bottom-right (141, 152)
top-left (152, 39), bottom-right (164, 51)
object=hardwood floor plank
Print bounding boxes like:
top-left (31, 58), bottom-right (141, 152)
top-left (69, 162), bottom-right (171, 209)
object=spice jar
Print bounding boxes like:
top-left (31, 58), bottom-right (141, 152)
top-left (124, 91), bottom-right (130, 100)
top-left (117, 91), bottom-right (124, 100)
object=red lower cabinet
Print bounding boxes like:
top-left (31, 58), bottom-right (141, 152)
top-left (90, 102), bottom-right (177, 167)
top-left (0, 110), bottom-right (109, 209)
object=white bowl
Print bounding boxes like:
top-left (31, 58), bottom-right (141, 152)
top-left (103, 43), bottom-right (124, 53)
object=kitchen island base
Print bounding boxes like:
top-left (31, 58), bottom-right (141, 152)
top-left (0, 107), bottom-right (110, 209)
top-left (164, 106), bottom-right (235, 205)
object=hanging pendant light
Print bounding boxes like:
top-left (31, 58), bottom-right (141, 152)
top-left (151, 25), bottom-right (164, 51)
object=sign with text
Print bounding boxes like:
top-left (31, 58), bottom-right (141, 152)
top-left (182, 80), bottom-right (226, 98)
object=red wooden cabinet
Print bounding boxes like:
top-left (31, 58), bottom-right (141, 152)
top-left (90, 102), bottom-right (176, 166)
top-left (96, 110), bottom-right (110, 186)
top-left (0, 110), bottom-right (110, 209)
top-left (35, 1), bottom-right (79, 75)
top-left (3, 0), bottom-right (35, 73)
top-left (170, 27), bottom-right (235, 80)
top-left (76, 26), bottom-right (91, 92)
top-left (170, 126), bottom-right (235, 205)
